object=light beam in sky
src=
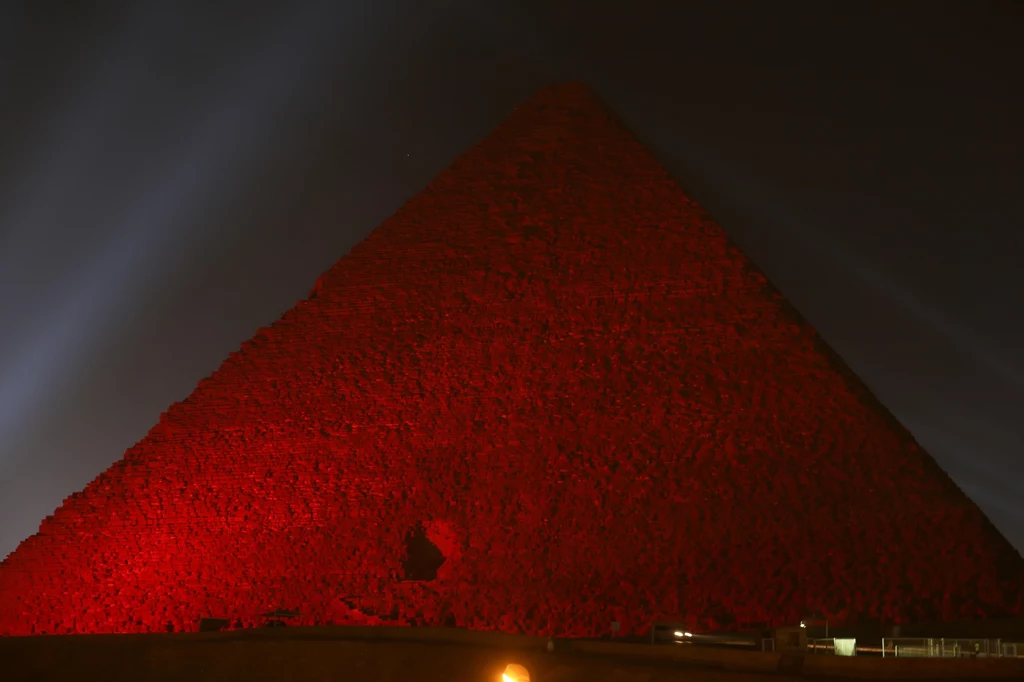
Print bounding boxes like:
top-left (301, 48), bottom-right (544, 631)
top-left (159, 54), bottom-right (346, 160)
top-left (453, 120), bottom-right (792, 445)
top-left (0, 0), bottom-right (354, 472)
top-left (666, 136), bottom-right (1024, 393)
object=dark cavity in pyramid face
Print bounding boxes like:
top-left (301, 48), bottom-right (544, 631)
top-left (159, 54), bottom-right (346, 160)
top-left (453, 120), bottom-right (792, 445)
top-left (402, 523), bottom-right (446, 581)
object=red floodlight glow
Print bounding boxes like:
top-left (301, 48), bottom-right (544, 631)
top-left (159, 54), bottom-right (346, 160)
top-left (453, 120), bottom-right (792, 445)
top-left (0, 83), bottom-right (1021, 638)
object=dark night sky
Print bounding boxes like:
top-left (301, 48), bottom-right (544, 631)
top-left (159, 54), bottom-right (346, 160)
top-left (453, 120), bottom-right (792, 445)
top-left (1, 1), bottom-right (1022, 561)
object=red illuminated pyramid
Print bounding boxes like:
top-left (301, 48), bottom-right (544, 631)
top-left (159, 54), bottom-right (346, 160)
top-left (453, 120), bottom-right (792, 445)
top-left (1, 83), bottom-right (1021, 637)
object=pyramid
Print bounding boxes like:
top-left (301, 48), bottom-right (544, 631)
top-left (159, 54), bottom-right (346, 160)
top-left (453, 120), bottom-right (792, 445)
top-left (1, 83), bottom-right (1021, 637)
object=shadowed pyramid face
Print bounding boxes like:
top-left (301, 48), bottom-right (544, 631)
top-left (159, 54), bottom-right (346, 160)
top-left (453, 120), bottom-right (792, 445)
top-left (1, 83), bottom-right (1021, 637)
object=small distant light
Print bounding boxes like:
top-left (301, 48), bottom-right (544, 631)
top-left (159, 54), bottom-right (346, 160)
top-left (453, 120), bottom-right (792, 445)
top-left (674, 630), bottom-right (684, 637)
top-left (800, 622), bottom-right (807, 628)
top-left (684, 632), bottom-right (693, 637)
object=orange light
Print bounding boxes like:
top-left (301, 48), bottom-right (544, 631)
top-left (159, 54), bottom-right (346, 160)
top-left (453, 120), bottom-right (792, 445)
top-left (501, 663), bottom-right (530, 682)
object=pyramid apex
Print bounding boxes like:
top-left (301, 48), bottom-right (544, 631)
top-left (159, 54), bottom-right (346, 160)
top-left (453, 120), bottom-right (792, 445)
top-left (521, 81), bottom-right (605, 107)
top-left (531, 81), bottom-right (600, 96)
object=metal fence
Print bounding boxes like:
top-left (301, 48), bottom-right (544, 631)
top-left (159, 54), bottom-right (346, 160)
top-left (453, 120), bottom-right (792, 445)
top-left (808, 638), bottom-right (835, 654)
top-left (648, 626), bottom-right (1024, 659)
top-left (1001, 642), bottom-right (1024, 657)
top-left (880, 638), bottom-right (1020, 658)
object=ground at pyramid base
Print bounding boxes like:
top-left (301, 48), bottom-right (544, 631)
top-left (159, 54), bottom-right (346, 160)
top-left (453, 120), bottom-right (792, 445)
top-left (7, 626), bottom-right (1024, 682)
top-left (0, 82), bottom-right (1021, 637)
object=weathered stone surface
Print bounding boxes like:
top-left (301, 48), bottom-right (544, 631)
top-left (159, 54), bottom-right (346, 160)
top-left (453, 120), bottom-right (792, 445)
top-left (0, 83), bottom-right (1020, 637)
